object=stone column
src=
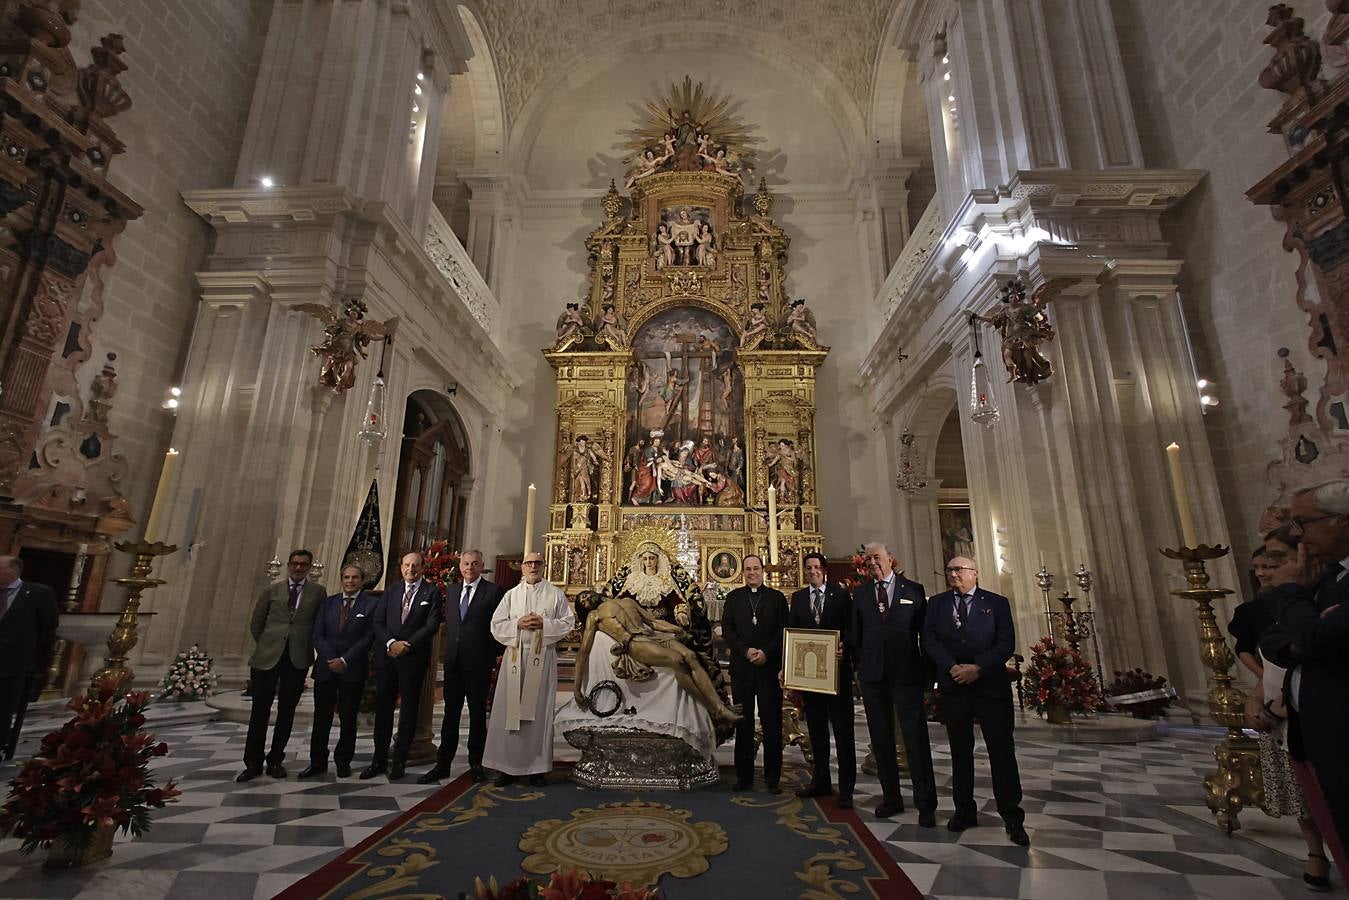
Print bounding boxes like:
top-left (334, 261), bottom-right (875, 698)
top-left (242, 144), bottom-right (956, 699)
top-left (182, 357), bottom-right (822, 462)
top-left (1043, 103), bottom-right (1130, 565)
top-left (461, 171), bottom-right (518, 294)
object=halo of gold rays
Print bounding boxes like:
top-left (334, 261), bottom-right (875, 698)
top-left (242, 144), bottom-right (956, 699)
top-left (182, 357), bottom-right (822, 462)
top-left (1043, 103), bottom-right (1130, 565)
top-left (621, 75), bottom-right (761, 170)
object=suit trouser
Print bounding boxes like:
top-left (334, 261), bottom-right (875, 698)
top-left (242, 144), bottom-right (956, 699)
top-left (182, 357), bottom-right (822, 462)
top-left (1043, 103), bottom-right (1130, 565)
top-left (860, 679), bottom-right (936, 811)
top-left (372, 659), bottom-right (428, 766)
top-left (732, 671), bottom-right (783, 787)
top-left (245, 656), bottom-right (307, 769)
top-left (802, 672), bottom-right (857, 795)
top-left (0, 675), bottom-right (26, 759)
top-left (309, 677), bottom-right (363, 767)
top-left (940, 687), bottom-right (1024, 826)
top-left (437, 658), bottom-right (494, 768)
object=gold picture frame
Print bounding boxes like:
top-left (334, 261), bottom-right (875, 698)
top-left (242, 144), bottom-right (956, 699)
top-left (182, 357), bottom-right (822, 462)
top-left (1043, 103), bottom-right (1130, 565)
top-left (707, 549), bottom-right (741, 583)
top-left (782, 627), bottom-right (839, 695)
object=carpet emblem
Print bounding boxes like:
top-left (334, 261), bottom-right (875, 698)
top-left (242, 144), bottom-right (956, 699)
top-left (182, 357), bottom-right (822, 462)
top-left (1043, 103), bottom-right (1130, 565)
top-left (519, 799), bottom-right (728, 887)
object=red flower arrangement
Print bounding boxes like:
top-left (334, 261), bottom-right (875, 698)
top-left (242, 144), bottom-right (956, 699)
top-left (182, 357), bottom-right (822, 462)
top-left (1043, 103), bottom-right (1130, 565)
top-left (839, 545), bottom-right (869, 591)
top-left (472, 867), bottom-right (657, 900)
top-left (1019, 637), bottom-right (1104, 716)
top-left (424, 539), bottom-right (463, 588)
top-left (0, 675), bottom-right (181, 855)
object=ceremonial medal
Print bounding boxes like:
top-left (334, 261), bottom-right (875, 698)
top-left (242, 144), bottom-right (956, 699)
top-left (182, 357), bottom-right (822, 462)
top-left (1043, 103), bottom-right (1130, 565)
top-left (751, 614), bottom-right (758, 626)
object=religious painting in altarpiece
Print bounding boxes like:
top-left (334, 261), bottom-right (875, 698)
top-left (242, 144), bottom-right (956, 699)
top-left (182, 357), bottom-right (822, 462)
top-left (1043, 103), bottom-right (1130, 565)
top-left (542, 77), bottom-right (828, 594)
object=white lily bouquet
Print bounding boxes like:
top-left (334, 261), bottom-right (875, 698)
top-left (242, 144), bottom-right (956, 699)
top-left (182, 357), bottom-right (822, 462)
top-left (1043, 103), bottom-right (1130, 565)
top-left (157, 644), bottom-right (219, 701)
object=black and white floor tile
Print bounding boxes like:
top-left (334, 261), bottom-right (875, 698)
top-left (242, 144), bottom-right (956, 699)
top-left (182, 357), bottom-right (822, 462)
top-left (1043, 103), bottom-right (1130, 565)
top-left (0, 706), bottom-right (1319, 899)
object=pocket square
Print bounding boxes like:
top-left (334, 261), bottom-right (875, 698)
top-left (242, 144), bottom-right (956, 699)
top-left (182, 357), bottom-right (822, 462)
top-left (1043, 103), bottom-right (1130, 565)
top-left (355, 613), bottom-right (367, 618)
top-left (899, 598), bottom-right (915, 605)
top-left (419, 600), bottom-right (430, 606)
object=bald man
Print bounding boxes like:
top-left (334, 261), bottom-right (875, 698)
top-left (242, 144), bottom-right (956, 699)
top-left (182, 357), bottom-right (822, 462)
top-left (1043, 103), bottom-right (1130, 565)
top-left (923, 556), bottom-right (1028, 845)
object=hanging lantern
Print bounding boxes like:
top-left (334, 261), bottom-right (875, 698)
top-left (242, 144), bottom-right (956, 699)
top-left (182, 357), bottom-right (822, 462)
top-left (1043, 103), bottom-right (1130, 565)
top-left (969, 314), bottom-right (1000, 428)
top-left (357, 370), bottom-right (388, 446)
top-left (894, 431), bottom-right (928, 494)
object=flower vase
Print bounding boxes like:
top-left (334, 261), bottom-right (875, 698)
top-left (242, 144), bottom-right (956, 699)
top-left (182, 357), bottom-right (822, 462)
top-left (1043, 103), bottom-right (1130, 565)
top-left (44, 824), bottom-right (115, 869)
top-left (1045, 705), bottom-right (1072, 725)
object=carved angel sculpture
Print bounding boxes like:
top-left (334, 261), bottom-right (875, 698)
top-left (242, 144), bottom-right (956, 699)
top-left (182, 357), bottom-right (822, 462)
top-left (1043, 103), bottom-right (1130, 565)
top-left (975, 277), bottom-right (1077, 385)
top-left (782, 297), bottom-right (819, 349)
top-left (296, 300), bottom-right (388, 393)
top-left (554, 301), bottom-right (589, 351)
top-left (596, 303), bottom-right (630, 350)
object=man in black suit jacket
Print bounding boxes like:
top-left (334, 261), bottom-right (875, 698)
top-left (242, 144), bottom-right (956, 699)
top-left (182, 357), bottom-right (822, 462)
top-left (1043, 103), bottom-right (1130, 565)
top-left (787, 552), bottom-right (856, 807)
top-left (301, 565), bottom-right (377, 779)
top-left (722, 554), bottom-right (789, 793)
top-left (0, 555), bottom-right (58, 761)
top-left (1259, 482), bottom-right (1349, 861)
top-left (365, 551), bottom-right (442, 781)
top-left (851, 542), bottom-right (937, 822)
top-left (418, 549), bottom-right (505, 784)
top-left (923, 556), bottom-right (1028, 845)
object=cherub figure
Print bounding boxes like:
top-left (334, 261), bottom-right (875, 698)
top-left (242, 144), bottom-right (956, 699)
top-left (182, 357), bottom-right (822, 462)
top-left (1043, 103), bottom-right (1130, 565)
top-left (783, 297), bottom-right (819, 348)
top-left (739, 302), bottom-right (771, 350)
top-left (553, 301), bottom-right (589, 351)
top-left (296, 298), bottom-right (388, 393)
top-left (596, 303), bottom-right (630, 350)
top-left (625, 145), bottom-right (671, 189)
top-left (974, 277), bottom-right (1077, 385)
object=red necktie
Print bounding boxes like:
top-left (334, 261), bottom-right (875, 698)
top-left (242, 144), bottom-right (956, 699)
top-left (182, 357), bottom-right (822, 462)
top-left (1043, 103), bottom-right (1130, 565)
top-left (339, 596), bottom-right (353, 630)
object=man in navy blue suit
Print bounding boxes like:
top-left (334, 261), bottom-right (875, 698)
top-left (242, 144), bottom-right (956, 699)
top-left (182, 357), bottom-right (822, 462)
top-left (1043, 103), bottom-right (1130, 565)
top-left (364, 551), bottom-right (442, 781)
top-left (923, 556), bottom-right (1028, 845)
top-left (301, 565), bottom-right (377, 779)
top-left (850, 542), bottom-right (937, 823)
top-left (787, 552), bottom-right (856, 808)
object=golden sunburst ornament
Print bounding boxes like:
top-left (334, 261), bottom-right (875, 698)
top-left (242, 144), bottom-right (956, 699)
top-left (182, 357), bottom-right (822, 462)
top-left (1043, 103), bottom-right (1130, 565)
top-left (621, 75), bottom-right (760, 174)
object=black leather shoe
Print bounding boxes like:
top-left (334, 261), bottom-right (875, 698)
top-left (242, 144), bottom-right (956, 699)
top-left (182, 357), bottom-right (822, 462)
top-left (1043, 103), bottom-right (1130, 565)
top-left (766, 783), bottom-right (783, 795)
top-left (947, 815), bottom-right (979, 832)
top-left (731, 780), bottom-right (750, 792)
top-left (389, 763), bottom-right (405, 781)
top-left (417, 767), bottom-right (449, 785)
top-left (528, 773), bottom-right (546, 786)
top-left (297, 764), bottom-right (327, 780)
top-left (469, 766), bottom-right (487, 783)
top-left (796, 783), bottom-right (832, 798)
top-left (266, 763), bottom-right (287, 779)
top-left (1006, 825), bottom-right (1030, 846)
top-left (918, 811), bottom-right (937, 828)
top-left (360, 763), bottom-right (387, 780)
top-left (336, 763), bottom-right (352, 778)
top-left (836, 795), bottom-right (853, 810)
top-left (494, 773), bottom-right (518, 787)
top-left (235, 767), bottom-right (263, 783)
top-left (874, 801), bottom-right (901, 818)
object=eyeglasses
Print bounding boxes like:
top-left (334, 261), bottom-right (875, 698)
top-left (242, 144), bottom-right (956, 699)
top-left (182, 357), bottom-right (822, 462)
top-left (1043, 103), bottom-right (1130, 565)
top-left (944, 566), bottom-right (976, 574)
top-left (522, 560), bottom-right (543, 566)
top-left (1291, 513), bottom-right (1339, 529)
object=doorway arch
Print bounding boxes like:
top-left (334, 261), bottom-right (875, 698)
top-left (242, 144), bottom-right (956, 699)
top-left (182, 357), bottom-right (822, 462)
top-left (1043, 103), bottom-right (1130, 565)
top-left (388, 390), bottom-right (471, 572)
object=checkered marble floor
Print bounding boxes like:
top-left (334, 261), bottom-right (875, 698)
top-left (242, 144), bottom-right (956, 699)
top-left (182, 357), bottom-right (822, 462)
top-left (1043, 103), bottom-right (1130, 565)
top-left (0, 705), bottom-right (1318, 899)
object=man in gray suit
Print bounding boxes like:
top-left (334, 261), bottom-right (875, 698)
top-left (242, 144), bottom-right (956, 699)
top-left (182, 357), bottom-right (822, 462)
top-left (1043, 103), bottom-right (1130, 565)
top-left (0, 555), bottom-right (58, 762)
top-left (238, 548), bottom-right (326, 782)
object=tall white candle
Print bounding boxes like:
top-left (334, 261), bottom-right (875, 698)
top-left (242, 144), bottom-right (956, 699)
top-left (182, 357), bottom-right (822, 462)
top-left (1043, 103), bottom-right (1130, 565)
top-left (523, 483), bottom-right (537, 556)
top-left (767, 484), bottom-right (779, 565)
top-left (1165, 442), bottom-right (1199, 548)
top-left (144, 448), bottom-right (180, 543)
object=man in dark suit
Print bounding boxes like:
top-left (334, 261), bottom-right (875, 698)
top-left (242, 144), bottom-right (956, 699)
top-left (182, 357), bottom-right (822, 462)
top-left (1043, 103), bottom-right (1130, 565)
top-left (851, 542), bottom-right (937, 823)
top-left (300, 564), bottom-right (377, 779)
top-left (722, 554), bottom-right (789, 793)
top-left (0, 555), bottom-right (58, 762)
top-left (787, 552), bottom-right (856, 808)
top-left (1260, 482), bottom-right (1349, 862)
top-left (418, 549), bottom-right (504, 784)
top-left (923, 555), bottom-right (1028, 845)
top-left (366, 550), bottom-right (442, 781)
top-left (239, 548), bottom-right (326, 782)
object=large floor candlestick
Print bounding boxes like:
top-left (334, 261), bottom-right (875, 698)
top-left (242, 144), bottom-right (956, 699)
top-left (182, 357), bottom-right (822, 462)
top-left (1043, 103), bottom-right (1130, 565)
top-left (1165, 442), bottom-right (1199, 548)
top-left (767, 484), bottom-right (779, 565)
top-left (523, 483), bottom-right (537, 555)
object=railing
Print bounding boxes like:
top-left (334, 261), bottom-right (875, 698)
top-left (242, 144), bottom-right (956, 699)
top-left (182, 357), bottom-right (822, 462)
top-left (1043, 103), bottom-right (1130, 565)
top-left (423, 204), bottom-right (497, 335)
top-left (878, 196), bottom-right (942, 319)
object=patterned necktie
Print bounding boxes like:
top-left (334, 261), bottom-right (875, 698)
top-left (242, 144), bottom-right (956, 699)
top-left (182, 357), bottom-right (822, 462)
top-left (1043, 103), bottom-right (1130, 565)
top-left (956, 594), bottom-right (971, 628)
top-left (811, 588), bottom-right (823, 624)
top-left (401, 584), bottom-right (415, 624)
top-left (460, 583), bottom-right (473, 621)
top-left (339, 596), bottom-right (353, 630)
top-left (288, 582), bottom-right (301, 613)
top-left (876, 580), bottom-right (889, 619)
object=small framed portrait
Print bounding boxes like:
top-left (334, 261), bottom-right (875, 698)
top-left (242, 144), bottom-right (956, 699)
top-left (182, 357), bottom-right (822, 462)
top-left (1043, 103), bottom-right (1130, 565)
top-left (782, 628), bottom-right (840, 695)
top-left (708, 550), bottom-right (740, 582)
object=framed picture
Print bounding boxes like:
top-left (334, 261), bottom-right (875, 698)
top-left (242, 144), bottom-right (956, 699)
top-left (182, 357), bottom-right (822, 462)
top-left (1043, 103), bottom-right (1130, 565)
top-left (782, 627), bottom-right (840, 695)
top-left (708, 549), bottom-right (740, 583)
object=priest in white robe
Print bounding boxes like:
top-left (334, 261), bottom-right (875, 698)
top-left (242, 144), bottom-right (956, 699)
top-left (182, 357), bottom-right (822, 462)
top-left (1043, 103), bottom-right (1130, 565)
top-left (482, 551), bottom-right (575, 786)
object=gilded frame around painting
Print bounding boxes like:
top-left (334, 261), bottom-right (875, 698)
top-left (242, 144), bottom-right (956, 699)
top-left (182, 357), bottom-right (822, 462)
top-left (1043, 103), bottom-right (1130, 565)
top-left (782, 627), bottom-right (839, 695)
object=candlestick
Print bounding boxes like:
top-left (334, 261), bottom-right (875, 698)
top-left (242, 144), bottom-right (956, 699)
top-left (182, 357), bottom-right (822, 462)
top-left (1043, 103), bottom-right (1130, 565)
top-left (523, 483), bottom-right (537, 555)
top-left (143, 447), bottom-right (180, 542)
top-left (1165, 442), bottom-right (1199, 548)
top-left (767, 485), bottom-right (779, 565)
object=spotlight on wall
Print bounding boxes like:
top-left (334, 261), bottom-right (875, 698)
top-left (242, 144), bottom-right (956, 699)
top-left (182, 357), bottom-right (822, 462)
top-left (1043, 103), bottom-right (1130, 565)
top-left (1196, 377), bottom-right (1219, 412)
top-left (446, 381), bottom-right (458, 396)
top-left (414, 84), bottom-right (423, 96)
top-left (260, 175), bottom-right (275, 189)
top-left (416, 71), bottom-right (425, 81)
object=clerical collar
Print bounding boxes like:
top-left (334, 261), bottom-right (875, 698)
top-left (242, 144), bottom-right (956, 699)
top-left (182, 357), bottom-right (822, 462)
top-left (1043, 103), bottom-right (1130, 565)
top-left (748, 586), bottom-right (760, 593)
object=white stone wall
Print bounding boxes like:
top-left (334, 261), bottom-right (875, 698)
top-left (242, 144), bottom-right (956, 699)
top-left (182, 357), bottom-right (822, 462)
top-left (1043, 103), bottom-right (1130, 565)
top-left (1113, 0), bottom-right (1332, 565)
top-left (67, 0), bottom-right (268, 578)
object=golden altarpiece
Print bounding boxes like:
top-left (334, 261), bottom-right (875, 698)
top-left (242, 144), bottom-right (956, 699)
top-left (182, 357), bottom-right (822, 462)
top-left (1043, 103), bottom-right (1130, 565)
top-left (541, 81), bottom-right (828, 595)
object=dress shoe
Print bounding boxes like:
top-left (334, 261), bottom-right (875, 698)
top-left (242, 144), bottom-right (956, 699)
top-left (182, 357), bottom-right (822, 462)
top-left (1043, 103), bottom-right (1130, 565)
top-left (1006, 824), bottom-right (1030, 846)
top-left (388, 763), bottom-right (405, 781)
top-left (297, 764), bottom-right (327, 780)
top-left (918, 811), bottom-right (937, 828)
top-left (266, 763), bottom-right (287, 779)
top-left (731, 780), bottom-right (750, 792)
top-left (494, 773), bottom-right (518, 787)
top-left (469, 766), bottom-right (487, 783)
top-left (796, 783), bottom-right (832, 798)
top-left (836, 795), bottom-right (854, 810)
top-left (528, 773), bottom-right (547, 787)
top-left (947, 815), bottom-right (979, 832)
top-left (874, 801), bottom-right (902, 818)
top-left (766, 783), bottom-right (782, 795)
top-left (336, 762), bottom-right (352, 778)
top-left (235, 767), bottom-right (263, 783)
top-left (359, 763), bottom-right (387, 780)
top-left (417, 766), bottom-right (450, 785)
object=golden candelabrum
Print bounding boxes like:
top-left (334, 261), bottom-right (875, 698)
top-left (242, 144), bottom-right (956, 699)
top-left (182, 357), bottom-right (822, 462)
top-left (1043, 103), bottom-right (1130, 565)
top-left (89, 540), bottom-right (177, 694)
top-left (1161, 543), bottom-right (1262, 834)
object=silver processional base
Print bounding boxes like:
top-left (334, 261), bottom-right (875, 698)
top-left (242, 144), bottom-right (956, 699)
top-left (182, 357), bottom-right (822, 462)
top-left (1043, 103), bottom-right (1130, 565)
top-left (563, 726), bottom-right (720, 790)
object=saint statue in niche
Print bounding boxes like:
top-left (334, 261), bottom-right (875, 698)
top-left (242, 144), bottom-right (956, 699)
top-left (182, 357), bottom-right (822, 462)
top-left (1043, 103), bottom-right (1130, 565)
top-left (566, 435), bottom-right (609, 504)
top-left (764, 438), bottom-right (800, 504)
